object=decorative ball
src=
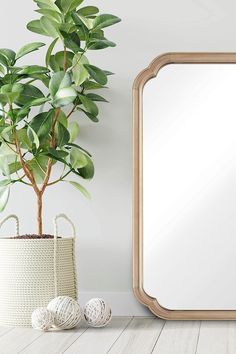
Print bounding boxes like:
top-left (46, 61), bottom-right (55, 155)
top-left (84, 298), bottom-right (112, 328)
top-left (31, 307), bottom-right (54, 331)
top-left (47, 296), bottom-right (82, 330)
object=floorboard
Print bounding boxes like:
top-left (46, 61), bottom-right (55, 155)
top-left (0, 327), bottom-right (43, 354)
top-left (196, 321), bottom-right (236, 354)
top-left (108, 317), bottom-right (164, 354)
top-left (64, 317), bottom-right (132, 354)
top-left (20, 324), bottom-right (88, 354)
top-left (152, 320), bottom-right (200, 354)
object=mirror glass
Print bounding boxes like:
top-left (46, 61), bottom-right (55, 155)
top-left (143, 64), bottom-right (236, 310)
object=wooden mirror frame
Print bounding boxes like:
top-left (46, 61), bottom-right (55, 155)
top-left (133, 52), bottom-right (236, 320)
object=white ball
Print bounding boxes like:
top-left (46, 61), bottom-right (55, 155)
top-left (84, 298), bottom-right (112, 328)
top-left (47, 296), bottom-right (82, 330)
top-left (31, 307), bottom-right (54, 331)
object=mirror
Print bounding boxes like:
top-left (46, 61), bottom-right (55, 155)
top-left (133, 53), bottom-right (236, 319)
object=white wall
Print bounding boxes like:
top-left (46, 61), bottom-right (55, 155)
top-left (0, 0), bottom-right (235, 315)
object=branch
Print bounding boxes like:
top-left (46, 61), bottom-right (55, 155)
top-left (14, 134), bottom-right (39, 194)
top-left (47, 169), bottom-right (73, 187)
top-left (63, 46), bottom-right (68, 72)
top-left (67, 105), bottom-right (76, 119)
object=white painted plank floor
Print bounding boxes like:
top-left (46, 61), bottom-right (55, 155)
top-left (0, 318), bottom-right (235, 353)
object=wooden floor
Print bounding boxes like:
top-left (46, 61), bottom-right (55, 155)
top-left (0, 317), bottom-right (235, 353)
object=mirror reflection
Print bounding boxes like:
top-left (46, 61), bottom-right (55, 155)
top-left (143, 64), bottom-right (236, 310)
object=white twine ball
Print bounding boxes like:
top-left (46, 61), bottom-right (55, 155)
top-left (31, 307), bottom-right (54, 331)
top-left (84, 298), bottom-right (112, 328)
top-left (47, 296), bottom-right (82, 330)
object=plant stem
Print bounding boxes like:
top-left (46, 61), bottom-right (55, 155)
top-left (63, 46), bottom-right (67, 72)
top-left (47, 169), bottom-right (73, 186)
top-left (37, 191), bottom-right (43, 236)
top-left (71, 45), bottom-right (88, 71)
top-left (67, 105), bottom-right (76, 119)
top-left (14, 130), bottom-right (42, 235)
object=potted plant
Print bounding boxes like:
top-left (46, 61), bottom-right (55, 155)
top-left (0, 0), bottom-right (120, 327)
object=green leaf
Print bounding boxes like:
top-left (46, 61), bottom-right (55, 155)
top-left (0, 49), bottom-right (16, 65)
top-left (27, 126), bottom-right (40, 149)
top-left (55, 122), bottom-right (70, 147)
top-left (29, 110), bottom-right (54, 142)
top-left (0, 156), bottom-right (10, 176)
top-left (16, 107), bottom-right (31, 121)
top-left (53, 87), bottom-right (77, 107)
top-left (0, 54), bottom-right (9, 67)
top-left (34, 0), bottom-right (60, 12)
top-left (49, 55), bottom-right (61, 72)
top-left (61, 0), bottom-right (84, 13)
top-left (79, 108), bottom-right (99, 122)
top-left (1, 126), bottom-right (14, 138)
top-left (24, 97), bottom-right (50, 108)
top-left (84, 64), bottom-right (107, 85)
top-left (49, 71), bottom-right (77, 107)
top-left (73, 13), bottom-right (93, 29)
top-left (88, 39), bottom-right (116, 50)
top-left (57, 110), bottom-right (68, 128)
top-left (78, 94), bottom-right (98, 116)
top-left (55, 0), bottom-right (62, 10)
top-left (0, 186), bottom-right (10, 212)
top-left (16, 128), bottom-right (31, 149)
top-left (8, 107), bottom-right (30, 123)
top-left (60, 31), bottom-right (81, 53)
top-left (77, 155), bottom-right (94, 179)
top-left (48, 148), bottom-right (69, 159)
top-left (69, 121), bottom-right (80, 142)
top-left (45, 148), bottom-right (69, 163)
top-left (68, 181), bottom-right (90, 198)
top-left (86, 93), bottom-right (108, 102)
top-left (18, 65), bottom-right (49, 75)
top-left (8, 162), bottom-right (22, 175)
top-left (59, 22), bottom-right (76, 33)
top-left (27, 156), bottom-right (49, 183)
top-left (93, 14), bottom-right (121, 30)
top-left (55, 51), bottom-right (74, 69)
top-left (0, 180), bottom-right (12, 187)
top-left (36, 9), bottom-right (62, 23)
top-left (77, 6), bottom-right (99, 16)
top-left (49, 71), bottom-right (71, 97)
top-left (0, 92), bottom-right (19, 105)
top-left (103, 70), bottom-right (114, 76)
top-left (40, 16), bottom-right (60, 38)
top-left (90, 29), bottom-right (105, 40)
top-left (0, 84), bottom-right (24, 105)
top-left (66, 142), bottom-right (92, 157)
top-left (72, 54), bottom-right (89, 86)
top-left (27, 20), bottom-right (49, 36)
top-left (26, 74), bottom-right (50, 87)
top-left (14, 84), bottom-right (44, 106)
top-left (16, 42), bottom-right (45, 60)
top-left (0, 65), bottom-right (5, 75)
top-left (82, 81), bottom-right (106, 90)
top-left (70, 147), bottom-right (87, 168)
top-left (46, 38), bottom-right (59, 67)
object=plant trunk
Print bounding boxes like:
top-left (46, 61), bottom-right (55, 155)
top-left (37, 192), bottom-right (43, 236)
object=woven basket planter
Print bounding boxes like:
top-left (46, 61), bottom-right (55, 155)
top-left (0, 214), bottom-right (77, 327)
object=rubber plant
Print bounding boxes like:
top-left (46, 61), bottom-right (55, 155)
top-left (0, 0), bottom-right (121, 236)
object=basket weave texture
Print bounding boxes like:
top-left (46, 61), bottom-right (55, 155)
top-left (0, 215), bottom-right (77, 327)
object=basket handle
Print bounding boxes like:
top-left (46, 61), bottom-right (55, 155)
top-left (53, 213), bottom-right (76, 239)
top-left (0, 214), bottom-right (20, 237)
top-left (53, 214), bottom-right (77, 297)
